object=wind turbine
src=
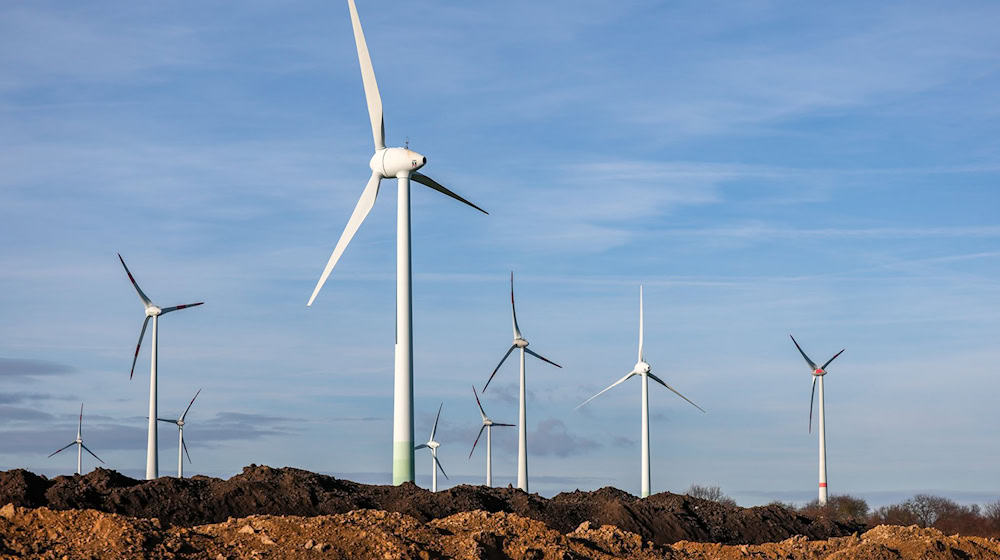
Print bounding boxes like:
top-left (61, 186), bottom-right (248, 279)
top-left (469, 386), bottom-right (514, 487)
top-left (790, 334), bottom-right (844, 506)
top-left (306, 0), bottom-right (487, 486)
top-left (414, 403), bottom-right (448, 492)
top-left (157, 388), bottom-right (201, 478)
top-left (48, 403), bottom-right (104, 475)
top-left (483, 272), bottom-right (561, 492)
top-left (119, 253), bottom-right (204, 480)
top-left (577, 286), bottom-right (705, 498)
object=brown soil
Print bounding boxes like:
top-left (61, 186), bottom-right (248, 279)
top-left (2, 503), bottom-right (999, 560)
top-left (0, 465), bottom-right (859, 546)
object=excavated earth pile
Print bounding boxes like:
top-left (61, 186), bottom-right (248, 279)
top-left (2, 504), bottom-right (1000, 560)
top-left (0, 465), bottom-right (861, 546)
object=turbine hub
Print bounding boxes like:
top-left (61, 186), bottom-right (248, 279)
top-left (370, 147), bottom-right (426, 178)
top-left (145, 306), bottom-right (162, 317)
top-left (428, 441), bottom-right (439, 450)
top-left (813, 368), bottom-right (826, 376)
top-left (177, 420), bottom-right (185, 427)
top-left (514, 338), bottom-right (528, 348)
top-left (635, 361), bottom-right (651, 374)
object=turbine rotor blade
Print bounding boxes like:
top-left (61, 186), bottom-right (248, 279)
top-left (525, 348), bottom-right (561, 369)
top-left (78, 403), bottom-right (83, 435)
top-left (430, 402), bottom-right (443, 441)
top-left (118, 253), bottom-right (153, 307)
top-left (156, 418), bottom-right (177, 424)
top-left (469, 424), bottom-right (486, 459)
top-left (81, 443), bottom-right (105, 464)
top-left (47, 442), bottom-right (75, 458)
top-left (182, 437), bottom-right (192, 463)
top-left (821, 348), bottom-right (846, 371)
top-left (346, 0), bottom-right (384, 149)
top-left (472, 386), bottom-right (486, 421)
top-left (307, 172), bottom-right (382, 306)
top-left (160, 302), bottom-right (204, 315)
top-left (434, 454), bottom-right (449, 480)
top-left (576, 371), bottom-right (635, 409)
top-left (410, 172), bottom-right (488, 215)
top-left (510, 272), bottom-right (521, 338)
top-left (809, 376), bottom-right (817, 433)
top-left (129, 316), bottom-right (151, 380)
top-left (492, 422), bottom-right (515, 427)
top-left (638, 285), bottom-right (645, 362)
top-left (789, 334), bottom-right (818, 370)
top-left (180, 388), bottom-right (202, 422)
top-left (483, 345), bottom-right (516, 391)
top-left (647, 372), bottom-right (706, 413)
top-left (414, 443), bottom-right (428, 450)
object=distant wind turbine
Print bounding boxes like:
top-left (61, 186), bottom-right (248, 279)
top-left (415, 403), bottom-right (448, 492)
top-left (469, 386), bottom-right (514, 487)
top-left (119, 253), bottom-right (203, 480)
top-left (483, 272), bottom-right (561, 492)
top-left (157, 388), bottom-right (201, 478)
top-left (790, 334), bottom-right (844, 506)
top-left (577, 286), bottom-right (704, 498)
top-left (306, 0), bottom-right (487, 486)
top-left (48, 403), bottom-right (104, 475)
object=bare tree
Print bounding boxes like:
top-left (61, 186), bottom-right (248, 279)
top-left (800, 495), bottom-right (869, 523)
top-left (985, 500), bottom-right (1000, 531)
top-left (686, 484), bottom-right (737, 507)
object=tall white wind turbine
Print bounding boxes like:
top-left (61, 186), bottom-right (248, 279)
top-left (119, 253), bottom-right (204, 480)
top-left (157, 388), bottom-right (201, 478)
top-left (48, 403), bottom-right (104, 475)
top-left (482, 272), bottom-right (561, 492)
top-left (414, 403), bottom-right (448, 492)
top-left (307, 0), bottom-right (487, 486)
top-left (469, 386), bottom-right (514, 487)
top-left (577, 286), bottom-right (704, 498)
top-left (790, 334), bottom-right (844, 506)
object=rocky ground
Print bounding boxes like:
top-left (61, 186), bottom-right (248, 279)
top-left (2, 503), bottom-right (999, 559)
top-left (3, 466), bottom-right (999, 559)
top-left (0, 465), bottom-right (860, 546)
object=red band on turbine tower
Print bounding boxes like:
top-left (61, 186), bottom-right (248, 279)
top-left (819, 483), bottom-right (828, 487)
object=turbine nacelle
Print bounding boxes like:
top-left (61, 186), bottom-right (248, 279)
top-left (145, 305), bottom-right (162, 317)
top-left (634, 361), bottom-right (651, 375)
top-left (812, 368), bottom-right (826, 377)
top-left (427, 440), bottom-right (440, 450)
top-left (370, 147), bottom-right (426, 178)
top-left (514, 337), bottom-right (529, 349)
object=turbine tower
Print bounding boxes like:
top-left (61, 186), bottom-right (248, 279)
top-left (119, 253), bottom-right (204, 480)
top-left (415, 403), bottom-right (448, 492)
top-left (469, 386), bottom-right (514, 487)
top-left (790, 334), bottom-right (844, 506)
top-left (306, 0), bottom-right (487, 486)
top-left (577, 286), bottom-right (704, 498)
top-left (48, 403), bottom-right (104, 475)
top-left (483, 272), bottom-right (561, 492)
top-left (157, 388), bottom-right (201, 478)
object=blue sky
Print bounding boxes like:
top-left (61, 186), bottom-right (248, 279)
top-left (1, 1), bottom-right (998, 507)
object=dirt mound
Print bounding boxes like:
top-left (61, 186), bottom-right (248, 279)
top-left (0, 465), bottom-right (861, 545)
top-left (2, 503), bottom-right (998, 559)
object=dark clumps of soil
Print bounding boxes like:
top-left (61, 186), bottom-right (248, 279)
top-left (0, 465), bottom-right (862, 546)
